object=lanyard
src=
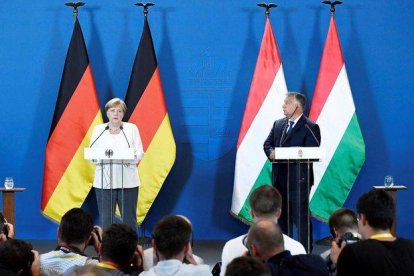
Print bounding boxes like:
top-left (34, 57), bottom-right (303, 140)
top-left (97, 262), bottom-right (119, 270)
top-left (370, 233), bottom-right (394, 240)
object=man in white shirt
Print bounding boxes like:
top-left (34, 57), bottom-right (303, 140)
top-left (220, 185), bottom-right (305, 275)
top-left (140, 215), bottom-right (210, 276)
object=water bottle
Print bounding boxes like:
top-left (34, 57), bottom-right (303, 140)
top-left (4, 177), bottom-right (14, 190)
top-left (384, 175), bottom-right (394, 187)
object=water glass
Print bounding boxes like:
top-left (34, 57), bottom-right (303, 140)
top-left (384, 175), bottom-right (394, 187)
top-left (4, 177), bottom-right (14, 190)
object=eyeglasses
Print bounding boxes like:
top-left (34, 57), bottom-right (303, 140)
top-left (242, 235), bottom-right (249, 248)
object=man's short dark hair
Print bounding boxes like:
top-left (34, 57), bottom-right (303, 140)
top-left (249, 185), bottom-right (282, 217)
top-left (152, 215), bottom-right (192, 259)
top-left (287, 92), bottom-right (306, 111)
top-left (225, 256), bottom-right (270, 276)
top-left (0, 239), bottom-right (34, 273)
top-left (101, 223), bottom-right (138, 269)
top-left (357, 189), bottom-right (395, 230)
top-left (329, 208), bottom-right (358, 237)
top-left (60, 208), bottom-right (94, 244)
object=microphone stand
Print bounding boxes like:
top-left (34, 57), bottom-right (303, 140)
top-left (120, 126), bottom-right (130, 225)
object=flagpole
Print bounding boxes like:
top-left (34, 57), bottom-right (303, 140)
top-left (135, 2), bottom-right (155, 17)
top-left (65, 1), bottom-right (110, 229)
top-left (132, 1), bottom-right (155, 247)
top-left (314, 0), bottom-right (346, 248)
top-left (322, 0), bottom-right (343, 16)
top-left (257, 2), bottom-right (278, 18)
top-left (65, 2), bottom-right (85, 21)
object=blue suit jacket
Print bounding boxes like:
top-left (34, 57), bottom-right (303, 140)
top-left (263, 115), bottom-right (321, 188)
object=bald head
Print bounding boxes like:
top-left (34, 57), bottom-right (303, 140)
top-left (246, 220), bottom-right (284, 260)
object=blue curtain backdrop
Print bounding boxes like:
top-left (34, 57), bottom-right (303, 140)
top-left (0, 0), bottom-right (413, 240)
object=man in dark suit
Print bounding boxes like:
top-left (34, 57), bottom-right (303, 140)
top-left (263, 92), bottom-right (321, 251)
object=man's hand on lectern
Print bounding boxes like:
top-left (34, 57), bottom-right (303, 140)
top-left (270, 150), bottom-right (275, 160)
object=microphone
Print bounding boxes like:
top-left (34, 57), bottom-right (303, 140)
top-left (305, 124), bottom-right (320, 146)
top-left (90, 125), bottom-right (109, 147)
top-left (120, 125), bottom-right (131, 148)
top-left (287, 105), bottom-right (299, 120)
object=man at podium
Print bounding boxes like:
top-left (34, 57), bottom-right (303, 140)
top-left (263, 92), bottom-right (321, 249)
top-left (89, 98), bottom-right (144, 230)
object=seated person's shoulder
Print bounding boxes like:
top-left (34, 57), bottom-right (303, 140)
top-left (183, 263), bottom-right (211, 275)
top-left (281, 254), bottom-right (329, 275)
top-left (282, 234), bottom-right (306, 255)
top-left (143, 247), bottom-right (204, 270)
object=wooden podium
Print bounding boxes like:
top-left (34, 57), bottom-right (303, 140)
top-left (373, 185), bottom-right (406, 236)
top-left (0, 188), bottom-right (26, 226)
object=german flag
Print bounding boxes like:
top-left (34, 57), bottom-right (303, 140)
top-left (41, 18), bottom-right (103, 222)
top-left (124, 16), bottom-right (176, 224)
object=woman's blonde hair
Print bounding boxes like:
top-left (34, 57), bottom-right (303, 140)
top-left (105, 98), bottom-right (127, 113)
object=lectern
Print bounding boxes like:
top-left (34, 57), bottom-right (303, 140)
top-left (373, 185), bottom-right (406, 236)
top-left (0, 187), bottom-right (26, 226)
top-left (84, 147), bottom-right (135, 226)
top-left (273, 147), bottom-right (325, 253)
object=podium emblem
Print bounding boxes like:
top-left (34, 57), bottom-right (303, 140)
top-left (105, 149), bottom-right (114, 158)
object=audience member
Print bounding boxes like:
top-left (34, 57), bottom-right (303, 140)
top-left (140, 215), bottom-right (210, 276)
top-left (321, 208), bottom-right (360, 272)
top-left (220, 185), bottom-right (305, 275)
top-left (97, 223), bottom-right (143, 275)
top-left (0, 239), bottom-right (40, 275)
top-left (64, 223), bottom-right (143, 276)
top-left (0, 222), bottom-right (15, 242)
top-left (225, 256), bottom-right (270, 276)
top-left (143, 215), bottom-right (204, 270)
top-left (246, 220), bottom-right (328, 275)
top-left (40, 208), bottom-right (101, 275)
top-left (332, 189), bottom-right (414, 275)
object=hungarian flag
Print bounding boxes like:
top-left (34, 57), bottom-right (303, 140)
top-left (41, 18), bottom-right (103, 222)
top-left (309, 15), bottom-right (365, 220)
top-left (231, 18), bottom-right (287, 223)
top-left (124, 16), bottom-right (176, 224)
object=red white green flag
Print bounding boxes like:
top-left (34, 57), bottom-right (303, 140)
top-left (231, 18), bottom-right (287, 223)
top-left (309, 15), bottom-right (365, 220)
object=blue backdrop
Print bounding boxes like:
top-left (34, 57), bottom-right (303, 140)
top-left (1, 0), bottom-right (413, 241)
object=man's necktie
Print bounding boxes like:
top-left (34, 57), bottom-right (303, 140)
top-left (287, 121), bottom-right (294, 135)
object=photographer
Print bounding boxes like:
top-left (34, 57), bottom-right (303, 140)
top-left (140, 215), bottom-right (210, 276)
top-left (322, 208), bottom-right (360, 274)
top-left (0, 239), bottom-right (40, 276)
top-left (0, 223), bottom-right (15, 242)
top-left (331, 190), bottom-right (414, 276)
top-left (64, 223), bottom-right (143, 276)
top-left (0, 213), bottom-right (14, 242)
top-left (143, 215), bottom-right (204, 270)
top-left (40, 208), bottom-right (102, 275)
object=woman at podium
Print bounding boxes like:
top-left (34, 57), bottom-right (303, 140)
top-left (89, 98), bottom-right (144, 230)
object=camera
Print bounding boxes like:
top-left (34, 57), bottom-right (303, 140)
top-left (87, 227), bottom-right (101, 246)
top-left (0, 213), bottom-right (9, 237)
top-left (337, 232), bottom-right (360, 247)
